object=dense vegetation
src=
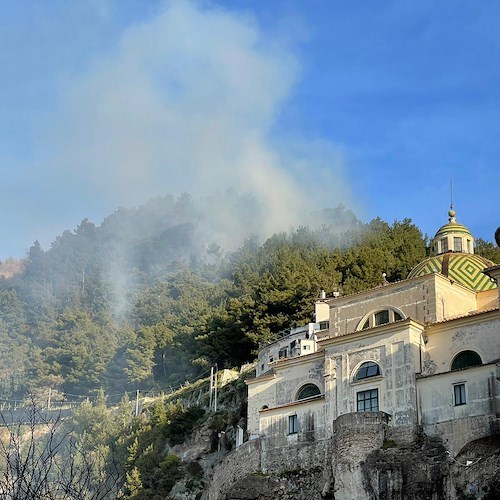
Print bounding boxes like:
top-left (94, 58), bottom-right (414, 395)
top-left (0, 194), bottom-right (497, 402)
top-left (0, 194), bottom-right (498, 498)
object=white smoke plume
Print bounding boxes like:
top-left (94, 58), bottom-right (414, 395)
top-left (44, 0), bottom-right (351, 249)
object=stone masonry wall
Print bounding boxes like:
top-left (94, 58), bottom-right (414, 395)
top-left (331, 412), bottom-right (388, 500)
top-left (203, 439), bottom-right (261, 500)
top-left (203, 413), bottom-right (500, 500)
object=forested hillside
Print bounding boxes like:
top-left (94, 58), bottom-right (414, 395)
top-left (0, 194), bottom-right (497, 402)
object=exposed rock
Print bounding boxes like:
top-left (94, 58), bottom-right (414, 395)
top-left (173, 424), bottom-right (216, 462)
top-left (361, 436), bottom-right (449, 499)
top-left (225, 468), bottom-right (325, 500)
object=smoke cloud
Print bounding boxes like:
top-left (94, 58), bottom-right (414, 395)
top-left (43, 0), bottom-right (351, 249)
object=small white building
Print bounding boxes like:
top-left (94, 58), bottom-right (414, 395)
top-left (247, 209), bottom-right (500, 455)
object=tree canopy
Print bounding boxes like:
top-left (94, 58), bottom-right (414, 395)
top-left (0, 195), bottom-right (495, 398)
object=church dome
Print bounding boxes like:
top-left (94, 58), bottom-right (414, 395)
top-left (407, 206), bottom-right (497, 291)
top-left (407, 253), bottom-right (496, 291)
top-left (431, 208), bottom-right (475, 255)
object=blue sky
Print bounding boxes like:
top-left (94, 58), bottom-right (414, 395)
top-left (1, 0), bottom-right (499, 259)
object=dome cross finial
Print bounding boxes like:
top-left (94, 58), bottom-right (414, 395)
top-left (448, 178), bottom-right (456, 222)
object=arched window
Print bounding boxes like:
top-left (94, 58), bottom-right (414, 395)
top-left (296, 383), bottom-right (321, 401)
top-left (451, 351), bottom-right (482, 371)
top-left (358, 307), bottom-right (405, 331)
top-left (354, 361), bottom-right (381, 381)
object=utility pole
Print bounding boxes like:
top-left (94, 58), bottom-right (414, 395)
top-left (135, 389), bottom-right (140, 416)
top-left (214, 364), bottom-right (218, 412)
top-left (209, 366), bottom-right (214, 410)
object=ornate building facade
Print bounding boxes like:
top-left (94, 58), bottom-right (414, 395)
top-left (246, 209), bottom-right (500, 456)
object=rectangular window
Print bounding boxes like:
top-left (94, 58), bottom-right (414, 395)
top-left (454, 383), bottom-right (466, 406)
top-left (357, 389), bottom-right (379, 412)
top-left (441, 238), bottom-right (448, 253)
top-left (288, 414), bottom-right (298, 434)
top-left (454, 237), bottom-right (462, 252)
top-left (467, 239), bottom-right (471, 253)
top-left (278, 348), bottom-right (288, 359)
top-left (375, 310), bottom-right (389, 326)
top-left (319, 321), bottom-right (330, 330)
top-left (269, 355), bottom-right (274, 363)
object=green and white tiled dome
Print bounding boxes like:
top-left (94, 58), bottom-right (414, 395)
top-left (408, 253), bottom-right (496, 291)
top-left (407, 207), bottom-right (497, 291)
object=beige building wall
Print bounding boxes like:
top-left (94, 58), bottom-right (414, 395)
top-left (418, 364), bottom-right (500, 425)
top-left (434, 278), bottom-right (477, 320)
top-left (422, 311), bottom-right (500, 376)
top-left (477, 288), bottom-right (498, 311)
top-left (320, 320), bottom-right (425, 430)
top-left (259, 397), bottom-right (327, 441)
top-left (316, 274), bottom-right (481, 339)
top-left (246, 352), bottom-right (324, 437)
top-left (247, 374), bottom-right (278, 437)
top-left (417, 363), bottom-right (500, 454)
top-left (315, 301), bottom-right (330, 323)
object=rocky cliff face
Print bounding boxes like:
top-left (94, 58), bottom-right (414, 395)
top-left (207, 433), bottom-right (500, 500)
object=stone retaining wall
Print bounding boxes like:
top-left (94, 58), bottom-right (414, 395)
top-left (203, 439), bottom-right (262, 500)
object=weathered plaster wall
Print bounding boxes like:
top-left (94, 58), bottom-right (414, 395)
top-left (259, 397), bottom-right (327, 441)
top-left (321, 274), bottom-right (484, 339)
top-left (477, 288), bottom-right (498, 311)
top-left (435, 278), bottom-right (478, 320)
top-left (422, 413), bottom-right (500, 456)
top-left (322, 322), bottom-right (423, 427)
top-left (418, 365), bottom-right (500, 425)
top-left (246, 375), bottom-right (277, 437)
top-left (423, 314), bottom-right (500, 375)
top-left (246, 353), bottom-right (324, 437)
top-left (325, 277), bottom-right (433, 337)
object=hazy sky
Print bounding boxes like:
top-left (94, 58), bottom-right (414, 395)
top-left (1, 0), bottom-right (499, 259)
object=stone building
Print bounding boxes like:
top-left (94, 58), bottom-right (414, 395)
top-left (246, 208), bottom-right (499, 456)
top-left (205, 210), bottom-right (500, 500)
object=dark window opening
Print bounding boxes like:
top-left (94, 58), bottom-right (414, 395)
top-left (451, 351), bottom-right (482, 371)
top-left (454, 384), bottom-right (466, 405)
top-left (288, 414), bottom-right (298, 434)
top-left (375, 310), bottom-right (389, 326)
top-left (394, 311), bottom-right (403, 322)
top-left (357, 389), bottom-right (379, 412)
top-left (355, 361), bottom-right (381, 381)
top-left (278, 348), bottom-right (288, 359)
top-left (297, 383), bottom-right (321, 401)
top-left (454, 237), bottom-right (462, 252)
top-left (319, 321), bottom-right (329, 330)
